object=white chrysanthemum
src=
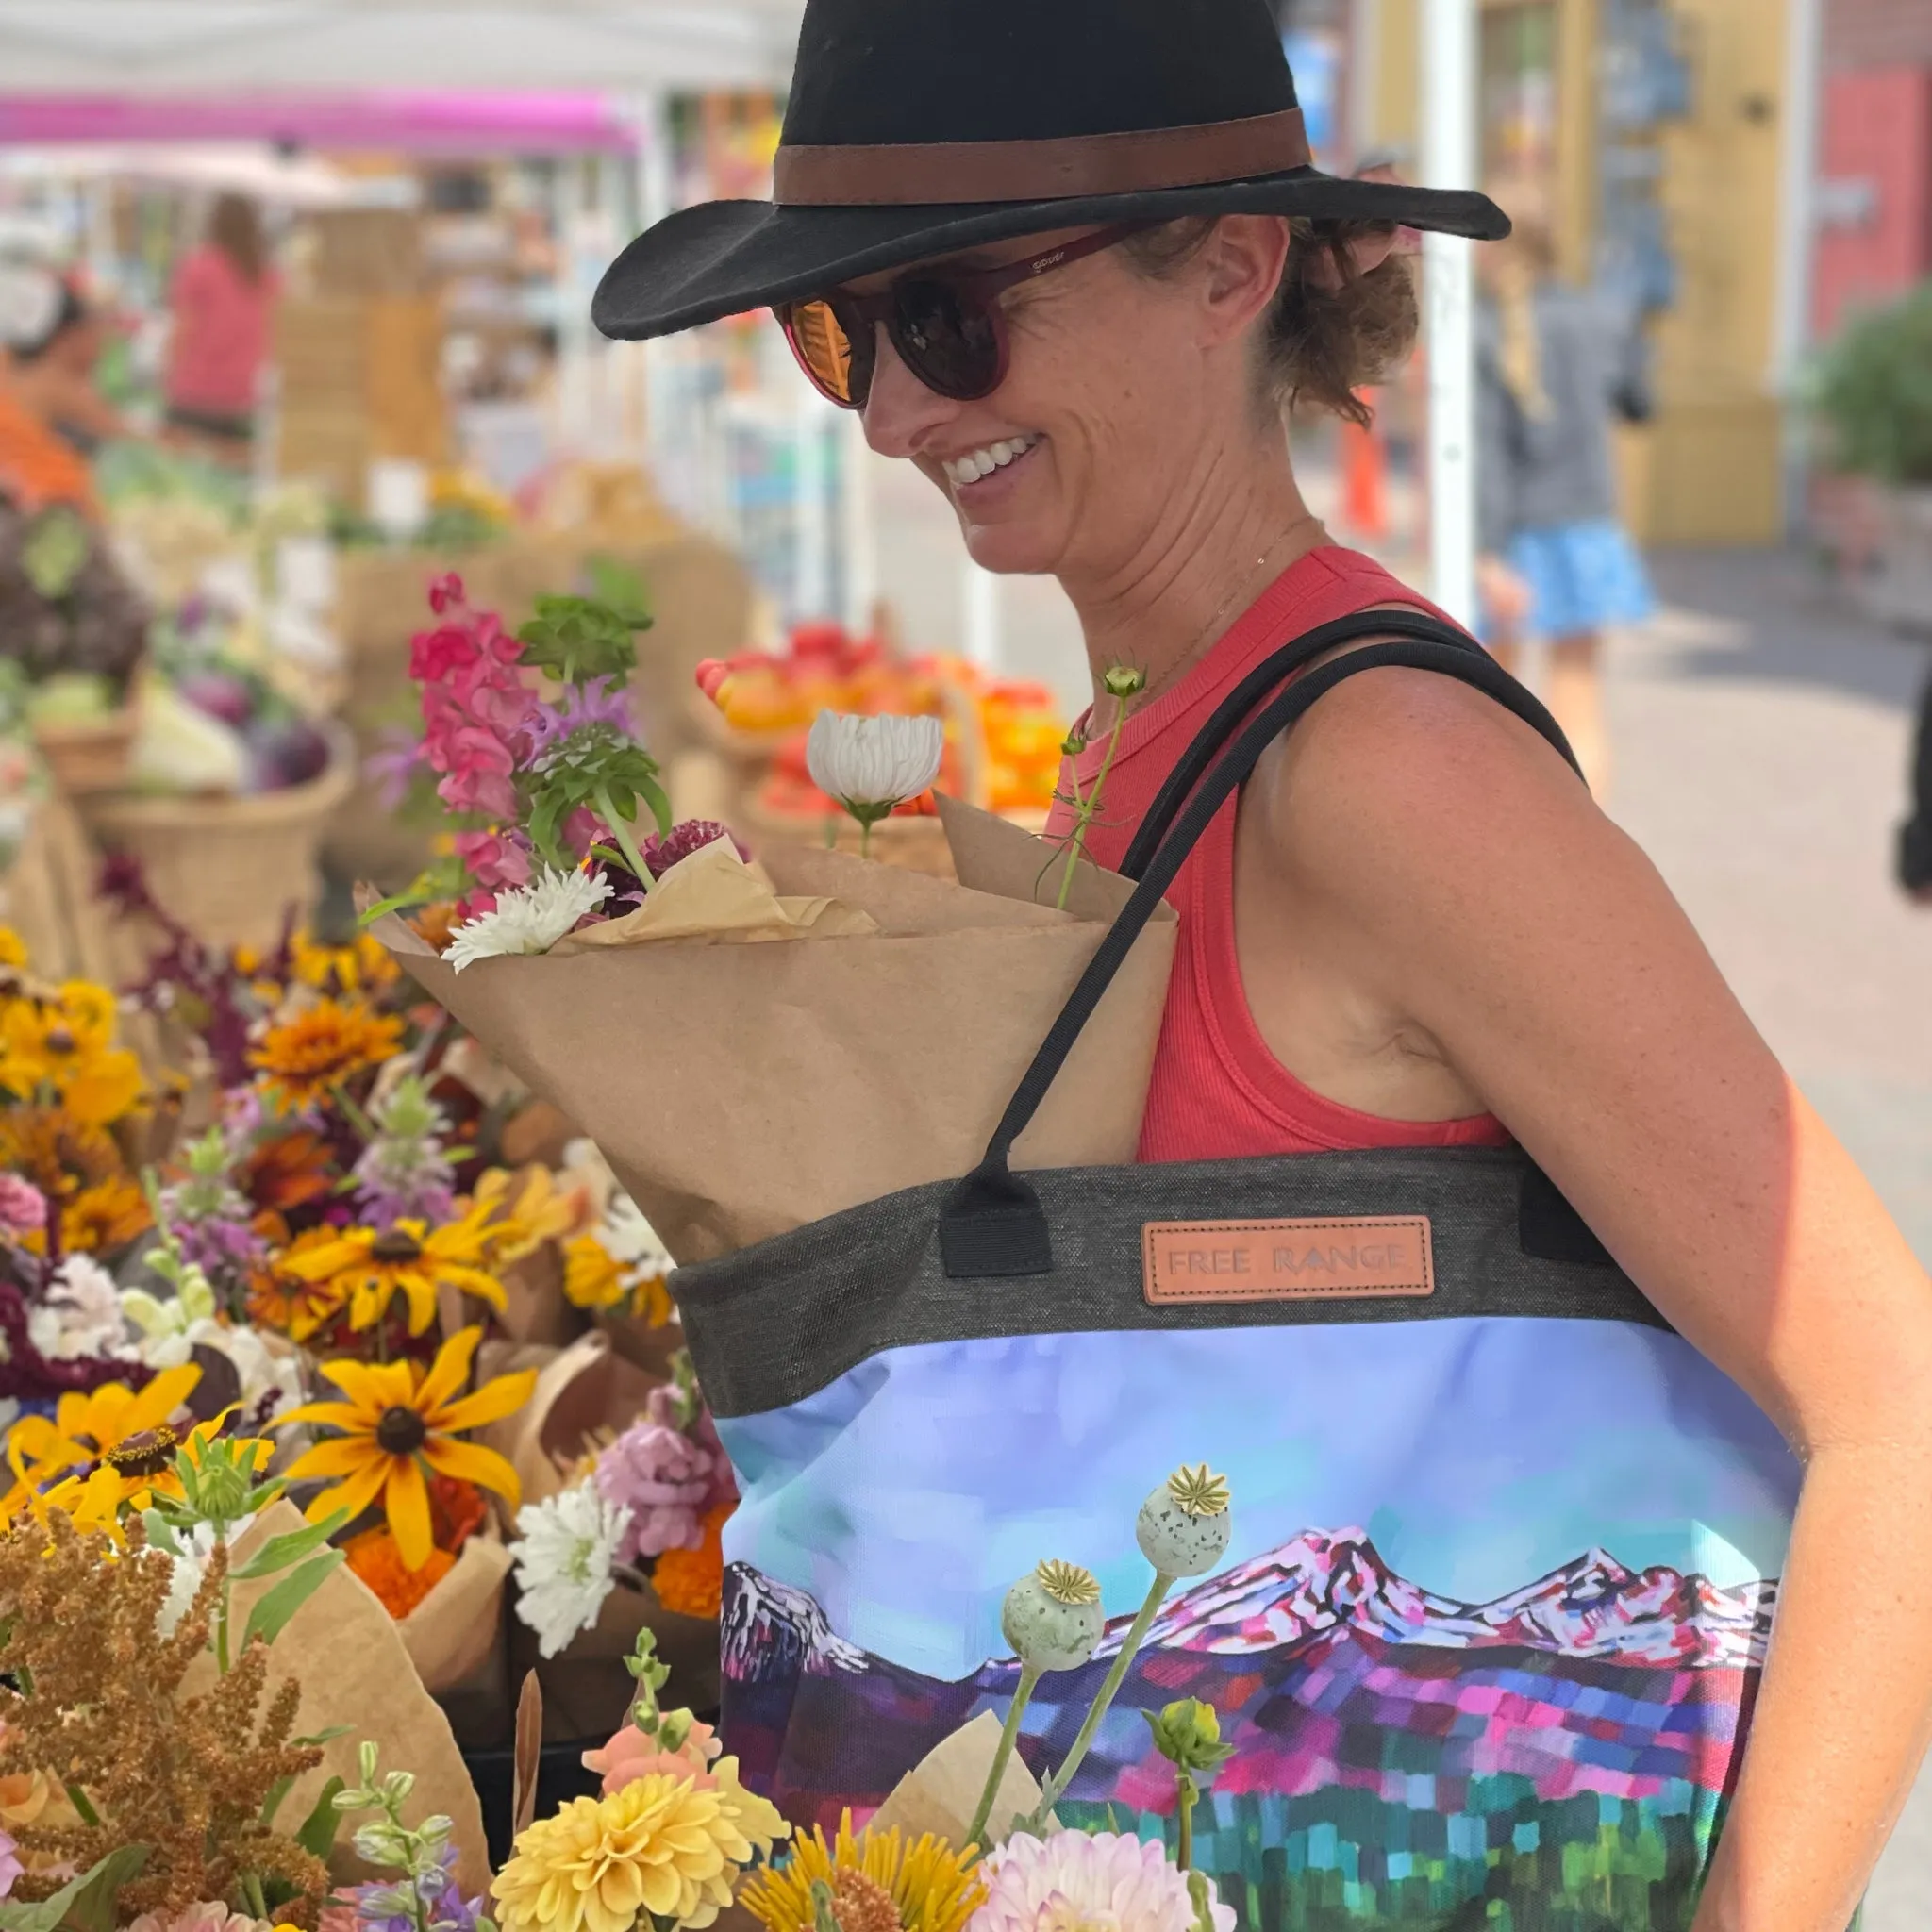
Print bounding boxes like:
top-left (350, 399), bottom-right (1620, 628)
top-left (508, 1482), bottom-right (632, 1658)
top-left (446, 868), bottom-right (613, 974)
top-left (969, 1832), bottom-right (1235, 1932)
top-left (806, 710), bottom-right (944, 812)
top-left (28, 1255), bottom-right (134, 1362)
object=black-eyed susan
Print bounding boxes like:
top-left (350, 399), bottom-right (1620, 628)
top-left (275, 1200), bottom-right (508, 1336)
top-left (291, 928), bottom-right (400, 997)
top-left (0, 980), bottom-right (143, 1125)
top-left (277, 1325), bottom-right (536, 1569)
top-left (248, 997), bottom-right (404, 1107)
top-left (1, 1362), bottom-right (204, 1524)
top-left (58, 1172), bottom-right (153, 1255)
top-left (739, 1813), bottom-right (985, 1932)
top-left (245, 1225), bottom-right (351, 1341)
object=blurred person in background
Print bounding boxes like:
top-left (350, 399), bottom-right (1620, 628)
top-left (1902, 667), bottom-right (1932, 903)
top-left (1475, 175), bottom-right (1654, 798)
top-left (164, 193), bottom-right (277, 458)
top-left (0, 258), bottom-right (117, 517)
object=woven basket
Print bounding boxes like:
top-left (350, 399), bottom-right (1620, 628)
top-left (79, 732), bottom-right (356, 954)
top-left (33, 708), bottom-right (138, 797)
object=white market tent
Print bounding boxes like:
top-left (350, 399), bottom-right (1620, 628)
top-left (0, 0), bottom-right (805, 94)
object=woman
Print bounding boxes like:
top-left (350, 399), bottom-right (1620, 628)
top-left (1475, 175), bottom-right (1656, 796)
top-left (164, 193), bottom-right (276, 455)
top-left (599, 1), bottom-right (1932, 1925)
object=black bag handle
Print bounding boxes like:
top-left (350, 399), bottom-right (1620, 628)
top-left (939, 626), bottom-right (1581, 1278)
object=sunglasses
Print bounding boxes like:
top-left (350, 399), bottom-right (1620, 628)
top-left (774, 223), bottom-right (1147, 410)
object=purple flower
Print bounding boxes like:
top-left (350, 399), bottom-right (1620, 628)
top-left (639, 819), bottom-right (749, 881)
top-left (365, 726), bottom-right (427, 811)
top-left (175, 1214), bottom-right (269, 1283)
top-left (593, 1421), bottom-right (714, 1561)
top-left (644, 1381), bottom-right (740, 1514)
top-left (524, 679), bottom-right (638, 762)
top-left (353, 1869), bottom-right (483, 1932)
top-left (0, 1826), bottom-right (21, 1900)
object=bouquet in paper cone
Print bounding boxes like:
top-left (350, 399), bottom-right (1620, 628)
top-left (361, 576), bottom-right (1176, 1264)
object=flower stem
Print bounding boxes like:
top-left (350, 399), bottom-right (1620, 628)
top-left (1038, 1570), bottom-right (1173, 1812)
top-left (594, 783), bottom-right (655, 893)
top-left (965, 1659), bottom-right (1041, 1850)
top-left (1177, 1772), bottom-right (1198, 1871)
top-left (242, 1873), bottom-right (270, 1924)
top-left (1055, 704), bottom-right (1126, 911)
top-left (64, 1783), bottom-right (100, 1828)
top-left (215, 1576), bottom-right (231, 1674)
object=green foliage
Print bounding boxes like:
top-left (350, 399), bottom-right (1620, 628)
top-left (525, 739), bottom-right (670, 874)
top-left (0, 1845), bottom-right (149, 1932)
top-left (1812, 280), bottom-right (1932, 484)
top-left (20, 508), bottom-right (90, 602)
top-left (516, 593), bottom-right (649, 687)
top-left (240, 1549), bottom-right (347, 1650)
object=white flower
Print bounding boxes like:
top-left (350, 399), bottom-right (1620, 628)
top-left (508, 1482), bottom-right (632, 1658)
top-left (969, 1831), bottom-right (1235, 1932)
top-left (446, 867), bottom-right (613, 974)
top-left (807, 710), bottom-right (944, 816)
top-left (27, 1255), bottom-right (133, 1362)
top-left (157, 1521), bottom-right (224, 1638)
top-left (0, 259), bottom-right (62, 353)
top-left (599, 1193), bottom-right (672, 1277)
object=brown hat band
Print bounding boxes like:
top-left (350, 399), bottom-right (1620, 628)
top-left (774, 107), bottom-right (1311, 208)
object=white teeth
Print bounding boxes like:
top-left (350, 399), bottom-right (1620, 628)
top-left (945, 434), bottom-right (1039, 488)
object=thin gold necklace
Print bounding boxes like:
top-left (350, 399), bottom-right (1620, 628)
top-left (1097, 513), bottom-right (1325, 726)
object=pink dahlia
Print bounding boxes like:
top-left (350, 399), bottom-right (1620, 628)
top-left (0, 1176), bottom-right (46, 1241)
top-left (640, 819), bottom-right (749, 880)
top-left (592, 1421), bottom-right (714, 1562)
top-left (968, 1832), bottom-right (1235, 1932)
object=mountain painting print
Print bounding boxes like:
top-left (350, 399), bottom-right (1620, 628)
top-left (722, 1529), bottom-right (1772, 1932)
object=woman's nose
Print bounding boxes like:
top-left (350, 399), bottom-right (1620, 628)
top-left (860, 321), bottom-right (958, 459)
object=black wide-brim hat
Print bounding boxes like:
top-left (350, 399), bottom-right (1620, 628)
top-left (594, 0), bottom-right (1508, 341)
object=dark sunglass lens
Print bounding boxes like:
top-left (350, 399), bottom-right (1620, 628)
top-left (783, 299), bottom-right (869, 406)
top-left (893, 279), bottom-right (1001, 399)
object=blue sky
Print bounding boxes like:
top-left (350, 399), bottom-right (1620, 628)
top-left (716, 1317), bottom-right (1800, 1680)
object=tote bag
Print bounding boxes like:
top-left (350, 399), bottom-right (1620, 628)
top-left (671, 617), bottom-right (1800, 1932)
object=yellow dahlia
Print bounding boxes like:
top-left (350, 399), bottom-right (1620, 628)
top-left (740, 1814), bottom-right (984, 1932)
top-left (491, 1765), bottom-right (788, 1932)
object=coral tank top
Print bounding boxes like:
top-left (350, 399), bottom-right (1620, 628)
top-left (1046, 544), bottom-right (1512, 1164)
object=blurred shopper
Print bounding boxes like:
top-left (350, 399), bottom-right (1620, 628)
top-left (0, 258), bottom-right (110, 517)
top-left (1902, 668), bottom-right (1932, 903)
top-left (164, 194), bottom-right (277, 458)
top-left (1475, 176), bottom-right (1654, 797)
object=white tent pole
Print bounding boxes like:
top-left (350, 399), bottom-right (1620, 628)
top-left (841, 409), bottom-right (878, 635)
top-left (1771, 0), bottom-right (1824, 536)
top-left (960, 557), bottom-right (1001, 673)
top-left (1420, 0), bottom-right (1478, 629)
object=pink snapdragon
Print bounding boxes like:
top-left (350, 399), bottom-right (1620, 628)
top-left (453, 826), bottom-right (534, 895)
top-left (581, 1716), bottom-right (720, 1795)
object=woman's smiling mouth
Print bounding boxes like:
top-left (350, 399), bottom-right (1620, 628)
top-left (942, 433), bottom-right (1043, 490)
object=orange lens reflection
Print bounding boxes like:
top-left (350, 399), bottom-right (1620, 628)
top-left (789, 300), bottom-right (858, 404)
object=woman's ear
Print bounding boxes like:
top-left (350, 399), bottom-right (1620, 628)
top-left (1196, 215), bottom-right (1292, 344)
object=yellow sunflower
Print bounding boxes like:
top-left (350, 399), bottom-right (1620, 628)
top-left (246, 1226), bottom-right (351, 1341)
top-left (0, 981), bottom-right (143, 1125)
top-left (276, 1200), bottom-right (508, 1336)
top-left (249, 998), bottom-right (404, 1107)
top-left (562, 1233), bottom-right (625, 1310)
top-left (59, 1172), bottom-right (153, 1255)
top-left (0, 928), bottom-right (26, 968)
top-left (1, 1363), bottom-right (204, 1523)
top-left (291, 930), bottom-right (400, 997)
top-left (740, 1814), bottom-right (984, 1932)
top-left (472, 1164), bottom-right (593, 1264)
top-left (277, 1325), bottom-right (536, 1570)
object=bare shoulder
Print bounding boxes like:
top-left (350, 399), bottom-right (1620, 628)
top-left (1253, 658), bottom-right (1615, 921)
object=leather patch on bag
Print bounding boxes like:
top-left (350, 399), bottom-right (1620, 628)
top-left (1142, 1216), bottom-right (1434, 1305)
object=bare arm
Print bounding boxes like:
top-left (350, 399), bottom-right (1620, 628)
top-left (1255, 665), bottom-right (1932, 1932)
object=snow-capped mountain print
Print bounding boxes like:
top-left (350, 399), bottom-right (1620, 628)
top-left (722, 1530), bottom-right (1773, 1931)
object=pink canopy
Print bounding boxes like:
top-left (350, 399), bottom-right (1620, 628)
top-left (0, 92), bottom-right (639, 154)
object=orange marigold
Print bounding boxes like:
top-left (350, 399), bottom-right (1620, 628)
top-left (242, 1127), bottom-right (337, 1213)
top-left (345, 1526), bottom-right (456, 1620)
top-left (59, 1173), bottom-right (152, 1254)
top-left (250, 1000), bottom-right (404, 1107)
top-left (653, 1501), bottom-right (731, 1620)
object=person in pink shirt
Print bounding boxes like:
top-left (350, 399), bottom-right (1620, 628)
top-left (164, 194), bottom-right (277, 455)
